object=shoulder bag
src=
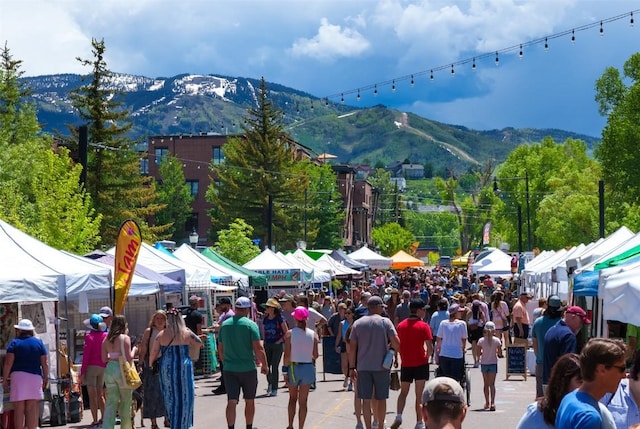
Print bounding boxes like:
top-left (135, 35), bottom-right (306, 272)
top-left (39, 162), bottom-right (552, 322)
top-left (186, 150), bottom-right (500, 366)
top-left (119, 336), bottom-right (142, 389)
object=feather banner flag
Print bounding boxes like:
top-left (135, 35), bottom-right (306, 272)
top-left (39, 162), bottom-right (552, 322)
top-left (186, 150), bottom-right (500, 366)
top-left (113, 219), bottom-right (142, 314)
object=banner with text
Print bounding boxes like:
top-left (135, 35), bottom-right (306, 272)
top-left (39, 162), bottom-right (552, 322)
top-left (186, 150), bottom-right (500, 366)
top-left (113, 219), bottom-right (142, 314)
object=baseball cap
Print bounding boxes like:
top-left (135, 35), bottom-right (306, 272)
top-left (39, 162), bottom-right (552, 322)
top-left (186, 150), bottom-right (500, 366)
top-left (219, 297), bottom-right (232, 305)
top-left (566, 306), bottom-right (591, 324)
top-left (367, 296), bottom-right (386, 307)
top-left (422, 377), bottom-right (465, 404)
top-left (484, 321), bottom-right (496, 331)
top-left (448, 304), bottom-right (462, 315)
top-left (235, 297), bottom-right (252, 309)
top-left (409, 299), bottom-right (427, 311)
top-left (292, 306), bottom-right (309, 321)
top-left (547, 295), bottom-right (562, 309)
top-left (99, 306), bottom-right (113, 318)
top-left (278, 294), bottom-right (296, 304)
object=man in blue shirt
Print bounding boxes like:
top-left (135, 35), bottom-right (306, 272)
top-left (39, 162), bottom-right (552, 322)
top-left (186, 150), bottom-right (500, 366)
top-left (543, 306), bottom-right (590, 389)
top-left (531, 295), bottom-right (563, 398)
top-left (602, 349), bottom-right (640, 429)
top-left (556, 338), bottom-right (626, 428)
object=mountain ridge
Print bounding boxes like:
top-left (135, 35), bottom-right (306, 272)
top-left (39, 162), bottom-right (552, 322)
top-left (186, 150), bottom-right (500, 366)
top-left (23, 72), bottom-right (600, 170)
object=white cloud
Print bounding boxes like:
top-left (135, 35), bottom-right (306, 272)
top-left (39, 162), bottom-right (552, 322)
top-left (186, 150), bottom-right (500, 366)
top-left (290, 18), bottom-right (371, 61)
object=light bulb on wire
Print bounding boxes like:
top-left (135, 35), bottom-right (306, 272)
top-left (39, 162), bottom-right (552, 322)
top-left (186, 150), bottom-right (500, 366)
top-left (544, 37), bottom-right (549, 50)
top-left (374, 84), bottom-right (378, 96)
top-left (451, 64), bottom-right (455, 77)
top-left (472, 58), bottom-right (476, 71)
top-left (410, 75), bottom-right (415, 87)
top-left (519, 44), bottom-right (523, 59)
top-left (571, 29), bottom-right (575, 44)
top-left (430, 70), bottom-right (434, 81)
top-left (340, 93), bottom-right (344, 103)
top-left (600, 21), bottom-right (604, 36)
top-left (495, 52), bottom-right (499, 66)
top-left (356, 89), bottom-right (360, 101)
top-left (392, 80), bottom-right (396, 92)
top-left (631, 12), bottom-right (635, 27)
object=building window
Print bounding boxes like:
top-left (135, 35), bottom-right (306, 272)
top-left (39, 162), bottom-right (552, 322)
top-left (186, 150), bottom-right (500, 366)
top-left (140, 158), bottom-right (149, 175)
top-left (155, 147), bottom-right (169, 165)
top-left (212, 146), bottom-right (225, 164)
top-left (187, 180), bottom-right (199, 198)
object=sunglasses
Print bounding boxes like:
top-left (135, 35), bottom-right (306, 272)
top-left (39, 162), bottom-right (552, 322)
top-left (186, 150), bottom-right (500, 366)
top-left (608, 364), bottom-right (626, 373)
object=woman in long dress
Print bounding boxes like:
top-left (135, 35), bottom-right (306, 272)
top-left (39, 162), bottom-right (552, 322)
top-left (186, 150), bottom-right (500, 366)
top-left (149, 308), bottom-right (202, 429)
top-left (138, 310), bottom-right (168, 429)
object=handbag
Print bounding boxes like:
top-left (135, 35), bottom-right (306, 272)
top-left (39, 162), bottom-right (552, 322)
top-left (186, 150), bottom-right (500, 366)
top-left (390, 371), bottom-right (400, 391)
top-left (119, 336), bottom-right (142, 390)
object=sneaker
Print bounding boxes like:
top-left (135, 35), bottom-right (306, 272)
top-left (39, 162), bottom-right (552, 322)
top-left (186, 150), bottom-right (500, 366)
top-left (414, 422), bottom-right (425, 429)
top-left (355, 424), bottom-right (364, 429)
top-left (343, 377), bottom-right (349, 388)
top-left (212, 386), bottom-right (226, 395)
top-left (310, 382), bottom-right (316, 390)
top-left (270, 389), bottom-right (277, 396)
top-left (390, 416), bottom-right (402, 429)
top-left (347, 382), bottom-right (353, 392)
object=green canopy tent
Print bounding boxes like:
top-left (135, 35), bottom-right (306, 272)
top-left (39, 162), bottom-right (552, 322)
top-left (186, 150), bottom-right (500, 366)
top-left (201, 247), bottom-right (268, 288)
top-left (594, 244), bottom-right (640, 271)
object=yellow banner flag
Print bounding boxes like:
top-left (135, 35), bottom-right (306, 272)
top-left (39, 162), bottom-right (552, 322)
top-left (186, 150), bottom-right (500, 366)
top-left (113, 219), bottom-right (142, 315)
top-left (409, 241), bottom-right (420, 255)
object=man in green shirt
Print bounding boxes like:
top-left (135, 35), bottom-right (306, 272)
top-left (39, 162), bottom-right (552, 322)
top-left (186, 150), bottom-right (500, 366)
top-left (218, 297), bottom-right (268, 429)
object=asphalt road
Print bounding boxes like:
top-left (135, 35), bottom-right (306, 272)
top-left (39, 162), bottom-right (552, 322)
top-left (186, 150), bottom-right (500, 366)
top-left (63, 348), bottom-right (537, 429)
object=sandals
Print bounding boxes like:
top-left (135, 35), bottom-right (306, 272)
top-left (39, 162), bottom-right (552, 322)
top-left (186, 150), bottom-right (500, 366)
top-left (490, 405), bottom-right (496, 411)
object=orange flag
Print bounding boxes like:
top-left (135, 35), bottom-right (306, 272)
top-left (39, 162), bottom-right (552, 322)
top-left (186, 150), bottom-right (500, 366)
top-left (113, 219), bottom-right (142, 314)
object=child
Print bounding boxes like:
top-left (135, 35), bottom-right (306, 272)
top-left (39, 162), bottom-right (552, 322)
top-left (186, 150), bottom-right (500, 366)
top-left (477, 321), bottom-right (503, 411)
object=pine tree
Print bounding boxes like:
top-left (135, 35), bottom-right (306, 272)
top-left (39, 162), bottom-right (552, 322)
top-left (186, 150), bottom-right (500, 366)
top-left (206, 77), bottom-right (305, 249)
top-left (69, 38), bottom-right (168, 246)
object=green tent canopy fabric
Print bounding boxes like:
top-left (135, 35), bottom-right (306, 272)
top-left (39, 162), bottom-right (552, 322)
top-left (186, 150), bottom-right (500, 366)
top-left (201, 247), bottom-right (268, 288)
top-left (593, 244), bottom-right (640, 271)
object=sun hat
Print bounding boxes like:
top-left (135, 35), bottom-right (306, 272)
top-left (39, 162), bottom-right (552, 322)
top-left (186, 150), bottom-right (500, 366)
top-left (99, 306), bottom-right (113, 318)
top-left (484, 321), bottom-right (496, 331)
top-left (566, 306), bottom-right (591, 324)
top-left (84, 314), bottom-right (104, 331)
top-left (260, 298), bottom-right (281, 310)
top-left (235, 297), bottom-right (252, 309)
top-left (292, 306), bottom-right (309, 321)
top-left (14, 319), bottom-right (35, 331)
top-left (422, 377), bottom-right (465, 404)
top-left (547, 295), bottom-right (563, 309)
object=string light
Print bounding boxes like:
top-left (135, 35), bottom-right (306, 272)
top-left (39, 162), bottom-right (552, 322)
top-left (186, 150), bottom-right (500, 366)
top-left (357, 89), bottom-right (360, 101)
top-left (472, 57), bottom-right (476, 71)
top-left (495, 52), bottom-right (499, 66)
top-left (410, 75), bottom-right (414, 87)
top-left (374, 84), bottom-right (378, 96)
top-left (544, 37), bottom-right (549, 50)
top-left (631, 12), bottom-right (635, 26)
top-left (571, 29), bottom-right (575, 43)
top-left (450, 64), bottom-right (455, 77)
top-left (430, 70), bottom-right (434, 81)
top-left (340, 93), bottom-right (344, 103)
top-left (519, 44), bottom-right (523, 59)
top-left (391, 80), bottom-right (396, 92)
top-left (600, 21), bottom-right (604, 36)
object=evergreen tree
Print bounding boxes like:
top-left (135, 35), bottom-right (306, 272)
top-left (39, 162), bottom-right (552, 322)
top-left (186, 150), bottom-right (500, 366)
top-left (206, 77), bottom-right (304, 249)
top-left (0, 44), bottom-right (101, 253)
top-left (155, 155), bottom-right (194, 242)
top-left (69, 38), bottom-right (168, 246)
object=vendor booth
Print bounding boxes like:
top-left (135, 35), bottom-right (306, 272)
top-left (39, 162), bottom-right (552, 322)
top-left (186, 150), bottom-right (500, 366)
top-left (348, 246), bottom-right (392, 270)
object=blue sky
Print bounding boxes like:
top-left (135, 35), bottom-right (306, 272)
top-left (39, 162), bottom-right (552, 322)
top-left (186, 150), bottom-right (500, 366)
top-left (1, 0), bottom-right (638, 137)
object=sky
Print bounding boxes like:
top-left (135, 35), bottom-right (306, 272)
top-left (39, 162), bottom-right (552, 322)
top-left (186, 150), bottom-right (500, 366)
top-left (1, 0), bottom-right (639, 137)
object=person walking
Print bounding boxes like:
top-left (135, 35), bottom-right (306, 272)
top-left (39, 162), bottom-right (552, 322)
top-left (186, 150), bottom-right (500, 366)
top-left (420, 377), bottom-right (467, 429)
top-left (390, 299), bottom-right (433, 429)
top-left (349, 296), bottom-right (401, 429)
top-left (531, 295), bottom-right (563, 398)
top-left (467, 299), bottom-right (486, 368)
top-left (543, 306), bottom-right (590, 390)
top-left (490, 291), bottom-right (510, 347)
top-left (80, 314), bottom-right (107, 428)
top-left (435, 304), bottom-right (467, 383)
top-left (512, 292), bottom-right (532, 343)
top-left (261, 297), bottom-right (288, 397)
top-left (213, 296), bottom-right (235, 395)
top-left (217, 296), bottom-right (268, 429)
top-left (138, 310), bottom-right (168, 429)
top-left (2, 319), bottom-right (49, 429)
top-left (335, 305), bottom-right (355, 391)
top-left (149, 307), bottom-right (202, 429)
top-left (603, 348), bottom-right (640, 429)
top-left (101, 315), bottom-right (134, 429)
top-left (477, 321), bottom-right (502, 411)
top-left (555, 338), bottom-right (625, 428)
top-left (283, 306), bottom-right (319, 429)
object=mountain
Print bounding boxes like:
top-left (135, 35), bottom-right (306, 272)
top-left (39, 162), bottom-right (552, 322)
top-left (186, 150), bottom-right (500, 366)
top-left (24, 73), bottom-right (600, 170)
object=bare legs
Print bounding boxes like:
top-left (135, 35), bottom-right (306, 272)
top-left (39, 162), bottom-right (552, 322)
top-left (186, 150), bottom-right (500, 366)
top-left (288, 385), bottom-right (311, 429)
top-left (482, 371), bottom-right (497, 409)
top-left (87, 385), bottom-right (105, 425)
top-left (225, 398), bottom-right (255, 428)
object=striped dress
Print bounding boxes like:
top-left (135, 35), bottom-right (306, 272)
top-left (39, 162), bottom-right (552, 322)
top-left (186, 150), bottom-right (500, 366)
top-left (159, 344), bottom-right (194, 429)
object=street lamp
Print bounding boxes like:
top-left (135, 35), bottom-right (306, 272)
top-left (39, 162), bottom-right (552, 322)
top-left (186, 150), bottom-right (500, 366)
top-left (493, 171), bottom-right (532, 251)
top-left (189, 228), bottom-right (199, 249)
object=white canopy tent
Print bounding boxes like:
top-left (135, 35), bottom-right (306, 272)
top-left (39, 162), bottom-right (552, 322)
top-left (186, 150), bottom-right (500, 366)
top-left (600, 262), bottom-right (640, 326)
top-left (317, 253), bottom-right (362, 277)
top-left (471, 248), bottom-right (511, 276)
top-left (348, 246), bottom-right (392, 270)
top-left (173, 244), bottom-right (246, 286)
top-left (567, 226), bottom-right (635, 274)
top-left (244, 248), bottom-right (309, 287)
top-left (282, 252), bottom-right (331, 284)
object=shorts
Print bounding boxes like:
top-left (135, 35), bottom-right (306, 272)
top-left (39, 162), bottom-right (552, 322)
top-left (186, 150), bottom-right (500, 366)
top-left (223, 369), bottom-right (258, 401)
top-left (84, 365), bottom-right (106, 387)
top-left (468, 327), bottom-right (483, 342)
top-left (481, 364), bottom-right (497, 373)
top-left (356, 370), bottom-right (390, 400)
top-left (287, 363), bottom-right (316, 387)
top-left (9, 371), bottom-right (44, 402)
top-left (400, 364), bottom-right (429, 383)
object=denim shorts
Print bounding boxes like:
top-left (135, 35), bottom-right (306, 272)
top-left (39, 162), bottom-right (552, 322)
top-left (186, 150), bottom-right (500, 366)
top-left (288, 363), bottom-right (316, 387)
top-left (481, 364), bottom-right (498, 374)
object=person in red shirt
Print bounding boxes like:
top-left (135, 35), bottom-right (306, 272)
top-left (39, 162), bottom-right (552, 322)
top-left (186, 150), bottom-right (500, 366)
top-left (390, 299), bottom-right (434, 429)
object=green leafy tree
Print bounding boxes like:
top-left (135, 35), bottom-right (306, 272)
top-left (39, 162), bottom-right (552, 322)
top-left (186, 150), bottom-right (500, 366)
top-left (369, 168), bottom-right (398, 226)
top-left (155, 155), bottom-right (194, 242)
top-left (405, 211), bottom-right (460, 256)
top-left (206, 77), bottom-right (305, 249)
top-left (595, 52), bottom-right (640, 227)
top-left (69, 38), bottom-right (168, 245)
top-left (371, 222), bottom-right (415, 256)
top-left (214, 218), bottom-right (261, 264)
top-left (0, 44), bottom-right (101, 253)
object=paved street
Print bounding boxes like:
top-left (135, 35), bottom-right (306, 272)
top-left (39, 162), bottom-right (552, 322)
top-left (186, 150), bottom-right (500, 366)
top-left (65, 348), bottom-right (537, 429)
